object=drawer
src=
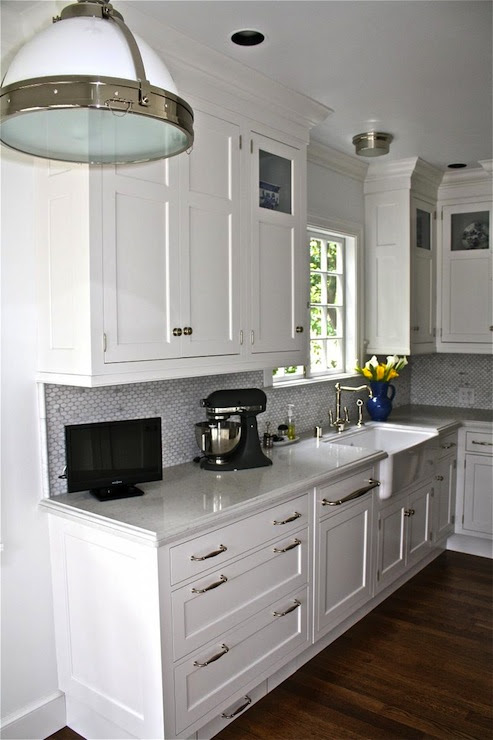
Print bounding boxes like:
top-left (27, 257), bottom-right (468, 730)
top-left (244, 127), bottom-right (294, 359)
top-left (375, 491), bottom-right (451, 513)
top-left (196, 681), bottom-right (267, 739)
top-left (316, 466), bottom-right (376, 518)
top-left (174, 585), bottom-right (309, 734)
top-left (465, 430), bottom-right (493, 454)
top-left (438, 432), bottom-right (458, 458)
top-left (172, 527), bottom-right (308, 660)
top-left (170, 492), bottom-right (309, 585)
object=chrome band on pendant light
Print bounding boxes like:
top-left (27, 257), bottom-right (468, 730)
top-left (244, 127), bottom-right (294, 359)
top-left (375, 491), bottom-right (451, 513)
top-left (0, 0), bottom-right (194, 164)
top-left (352, 131), bottom-right (393, 157)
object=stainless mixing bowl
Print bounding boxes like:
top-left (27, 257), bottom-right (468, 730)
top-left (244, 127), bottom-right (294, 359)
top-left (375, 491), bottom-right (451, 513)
top-left (195, 420), bottom-right (241, 460)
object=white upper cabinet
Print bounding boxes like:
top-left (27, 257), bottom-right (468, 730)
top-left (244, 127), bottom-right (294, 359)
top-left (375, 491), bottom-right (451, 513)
top-left (436, 167), bottom-right (492, 353)
top-left (364, 158), bottom-right (442, 356)
top-left (35, 66), bottom-right (328, 386)
top-left (249, 134), bottom-right (307, 359)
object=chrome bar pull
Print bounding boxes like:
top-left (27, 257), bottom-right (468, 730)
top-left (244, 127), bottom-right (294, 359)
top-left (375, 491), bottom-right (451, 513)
top-left (191, 574), bottom-right (228, 594)
top-left (190, 544), bottom-right (227, 561)
top-left (273, 538), bottom-right (301, 554)
top-left (273, 511), bottom-right (302, 525)
top-left (471, 440), bottom-right (493, 446)
top-left (193, 643), bottom-right (229, 667)
top-left (273, 599), bottom-right (301, 618)
top-left (322, 478), bottom-right (380, 506)
top-left (221, 696), bottom-right (252, 719)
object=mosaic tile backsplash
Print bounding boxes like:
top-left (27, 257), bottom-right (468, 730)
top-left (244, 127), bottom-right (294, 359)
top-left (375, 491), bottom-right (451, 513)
top-left (45, 353), bottom-right (491, 495)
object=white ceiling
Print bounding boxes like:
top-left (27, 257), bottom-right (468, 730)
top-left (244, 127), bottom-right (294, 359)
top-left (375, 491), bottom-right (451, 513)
top-left (130, 0), bottom-right (492, 171)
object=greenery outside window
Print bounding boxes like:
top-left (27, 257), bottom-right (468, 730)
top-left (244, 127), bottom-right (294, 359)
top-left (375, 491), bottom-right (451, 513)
top-left (273, 222), bottom-right (359, 384)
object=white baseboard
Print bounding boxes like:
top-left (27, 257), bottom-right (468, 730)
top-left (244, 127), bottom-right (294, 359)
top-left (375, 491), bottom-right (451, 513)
top-left (447, 533), bottom-right (493, 558)
top-left (0, 691), bottom-right (66, 740)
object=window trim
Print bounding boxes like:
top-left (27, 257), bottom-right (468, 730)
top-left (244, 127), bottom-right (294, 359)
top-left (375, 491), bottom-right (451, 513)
top-left (267, 215), bottom-right (364, 388)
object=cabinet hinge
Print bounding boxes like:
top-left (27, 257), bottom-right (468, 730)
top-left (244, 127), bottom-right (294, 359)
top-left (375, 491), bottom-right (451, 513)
top-left (250, 139), bottom-right (253, 154)
top-left (103, 332), bottom-right (107, 352)
top-left (462, 514), bottom-right (464, 524)
top-left (429, 530), bottom-right (433, 540)
top-left (378, 519), bottom-right (381, 530)
top-left (239, 135), bottom-right (242, 150)
top-left (440, 210), bottom-right (444, 220)
top-left (451, 515), bottom-right (455, 525)
top-left (433, 211), bottom-right (437, 220)
top-left (377, 569), bottom-right (380, 581)
top-left (453, 460), bottom-right (457, 470)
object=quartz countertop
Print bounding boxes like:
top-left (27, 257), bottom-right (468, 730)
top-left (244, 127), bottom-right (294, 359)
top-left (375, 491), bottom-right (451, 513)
top-left (41, 406), bottom-right (492, 547)
top-left (40, 438), bottom-right (387, 547)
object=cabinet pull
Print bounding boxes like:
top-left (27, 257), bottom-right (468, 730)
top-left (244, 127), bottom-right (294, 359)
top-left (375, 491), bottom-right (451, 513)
top-left (183, 326), bottom-right (193, 336)
top-left (435, 475), bottom-right (444, 481)
top-left (193, 643), bottom-right (229, 667)
top-left (273, 598), bottom-right (301, 618)
top-left (404, 508), bottom-right (415, 517)
top-left (273, 511), bottom-right (302, 525)
top-left (191, 574), bottom-right (227, 594)
top-left (273, 538), bottom-right (301, 554)
top-left (239, 330), bottom-right (244, 345)
top-left (471, 440), bottom-right (493, 447)
top-left (221, 695), bottom-right (252, 719)
top-left (172, 327), bottom-right (182, 337)
top-left (322, 478), bottom-right (380, 506)
top-left (190, 544), bottom-right (227, 561)
top-left (250, 330), bottom-right (255, 345)
top-left (441, 442), bottom-right (456, 449)
top-left (295, 326), bottom-right (304, 333)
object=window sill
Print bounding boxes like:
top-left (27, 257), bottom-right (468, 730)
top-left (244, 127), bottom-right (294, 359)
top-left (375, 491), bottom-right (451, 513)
top-left (265, 370), bottom-right (362, 390)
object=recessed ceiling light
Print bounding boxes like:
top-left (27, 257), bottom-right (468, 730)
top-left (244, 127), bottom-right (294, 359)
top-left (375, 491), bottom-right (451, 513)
top-left (231, 30), bottom-right (265, 47)
top-left (447, 163), bottom-right (467, 169)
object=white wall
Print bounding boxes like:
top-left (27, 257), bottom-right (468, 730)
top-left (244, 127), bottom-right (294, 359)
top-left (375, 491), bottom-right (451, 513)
top-left (1, 4), bottom-right (65, 738)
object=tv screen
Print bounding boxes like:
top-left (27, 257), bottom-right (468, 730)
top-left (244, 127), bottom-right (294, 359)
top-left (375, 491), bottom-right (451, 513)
top-left (65, 417), bottom-right (162, 501)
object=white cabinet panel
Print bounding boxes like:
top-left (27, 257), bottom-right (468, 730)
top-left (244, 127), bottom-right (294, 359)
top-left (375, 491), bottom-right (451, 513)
top-left (463, 454), bottom-right (493, 536)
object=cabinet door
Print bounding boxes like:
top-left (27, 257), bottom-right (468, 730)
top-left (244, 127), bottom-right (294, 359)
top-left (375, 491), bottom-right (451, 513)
top-left (315, 494), bottom-right (373, 639)
top-left (441, 202), bottom-right (492, 344)
top-left (411, 198), bottom-right (435, 350)
top-left (406, 483), bottom-right (432, 567)
top-left (102, 160), bottom-right (181, 362)
top-left (375, 495), bottom-right (406, 593)
top-left (249, 134), bottom-right (306, 357)
top-left (433, 455), bottom-right (457, 542)
top-left (179, 108), bottom-right (242, 357)
top-left (463, 453), bottom-right (493, 536)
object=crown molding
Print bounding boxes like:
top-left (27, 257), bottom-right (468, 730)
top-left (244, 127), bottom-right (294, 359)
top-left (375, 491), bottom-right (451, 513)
top-left (307, 141), bottom-right (368, 182)
top-left (438, 165), bottom-right (493, 203)
top-left (364, 156), bottom-right (443, 199)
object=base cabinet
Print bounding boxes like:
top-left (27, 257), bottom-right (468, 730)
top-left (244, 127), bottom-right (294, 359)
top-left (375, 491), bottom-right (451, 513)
top-left (455, 427), bottom-right (493, 540)
top-left (314, 468), bottom-right (375, 641)
top-left (432, 431), bottom-right (458, 543)
top-left (375, 482), bottom-right (432, 593)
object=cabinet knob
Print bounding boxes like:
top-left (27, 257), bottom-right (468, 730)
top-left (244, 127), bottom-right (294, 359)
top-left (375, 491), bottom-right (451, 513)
top-left (296, 326), bottom-right (304, 333)
top-left (172, 327), bottom-right (183, 337)
top-left (404, 508), bottom-right (415, 517)
top-left (435, 475), bottom-right (444, 481)
top-left (183, 326), bottom-right (193, 336)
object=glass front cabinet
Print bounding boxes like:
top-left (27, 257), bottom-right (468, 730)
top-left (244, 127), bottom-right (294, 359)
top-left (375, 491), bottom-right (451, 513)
top-left (440, 201), bottom-right (492, 347)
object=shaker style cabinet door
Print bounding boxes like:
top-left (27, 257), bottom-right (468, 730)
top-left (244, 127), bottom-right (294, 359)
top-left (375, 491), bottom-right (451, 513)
top-left (411, 197), bottom-right (436, 350)
top-left (102, 158), bottom-right (181, 362)
top-left (179, 107), bottom-right (242, 358)
top-left (441, 202), bottom-right (492, 345)
top-left (249, 134), bottom-right (306, 358)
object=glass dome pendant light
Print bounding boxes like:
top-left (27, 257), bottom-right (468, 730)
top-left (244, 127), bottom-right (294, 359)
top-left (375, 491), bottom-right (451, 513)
top-left (0, 0), bottom-right (194, 164)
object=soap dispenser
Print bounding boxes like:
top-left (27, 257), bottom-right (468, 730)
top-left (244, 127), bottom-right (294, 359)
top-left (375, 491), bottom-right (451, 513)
top-left (287, 404), bottom-right (296, 440)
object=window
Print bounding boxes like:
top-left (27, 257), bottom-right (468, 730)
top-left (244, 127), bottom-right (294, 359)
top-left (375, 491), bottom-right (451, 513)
top-left (273, 223), bottom-right (359, 384)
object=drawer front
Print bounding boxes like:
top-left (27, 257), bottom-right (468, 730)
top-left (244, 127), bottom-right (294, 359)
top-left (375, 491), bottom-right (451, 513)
top-left (195, 681), bottom-right (267, 740)
top-left (172, 528), bottom-right (308, 660)
top-left (465, 430), bottom-right (493, 454)
top-left (170, 492), bottom-right (309, 585)
top-left (316, 467), bottom-right (376, 517)
top-left (439, 432), bottom-right (458, 459)
top-left (174, 586), bottom-right (309, 734)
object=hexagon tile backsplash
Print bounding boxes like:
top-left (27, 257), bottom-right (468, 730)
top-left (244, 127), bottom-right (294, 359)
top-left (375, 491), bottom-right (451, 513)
top-left (44, 353), bottom-right (491, 495)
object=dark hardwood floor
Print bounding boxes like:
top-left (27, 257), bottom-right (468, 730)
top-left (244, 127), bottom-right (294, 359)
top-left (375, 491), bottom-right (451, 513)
top-left (46, 551), bottom-right (492, 740)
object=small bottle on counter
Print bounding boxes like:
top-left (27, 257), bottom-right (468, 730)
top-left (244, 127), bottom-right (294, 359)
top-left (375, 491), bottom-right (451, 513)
top-left (287, 404), bottom-right (296, 440)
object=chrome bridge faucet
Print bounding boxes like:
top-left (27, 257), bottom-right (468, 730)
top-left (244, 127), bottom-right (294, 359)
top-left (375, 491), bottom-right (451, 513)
top-left (329, 382), bottom-right (373, 433)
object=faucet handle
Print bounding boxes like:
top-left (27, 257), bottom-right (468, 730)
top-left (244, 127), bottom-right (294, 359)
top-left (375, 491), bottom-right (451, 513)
top-left (356, 399), bottom-right (364, 427)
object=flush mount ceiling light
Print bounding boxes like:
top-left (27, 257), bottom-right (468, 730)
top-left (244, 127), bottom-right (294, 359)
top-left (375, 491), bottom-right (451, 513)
top-left (352, 131), bottom-right (393, 157)
top-left (0, 0), bottom-right (194, 164)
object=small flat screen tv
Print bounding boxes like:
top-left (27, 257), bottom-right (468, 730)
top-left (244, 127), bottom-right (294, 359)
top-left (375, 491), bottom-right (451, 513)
top-left (65, 417), bottom-right (162, 501)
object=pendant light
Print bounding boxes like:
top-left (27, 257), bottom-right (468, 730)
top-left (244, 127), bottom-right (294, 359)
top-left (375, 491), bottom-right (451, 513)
top-left (0, 0), bottom-right (194, 164)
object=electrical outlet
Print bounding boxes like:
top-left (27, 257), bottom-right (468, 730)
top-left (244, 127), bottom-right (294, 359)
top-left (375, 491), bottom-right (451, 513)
top-left (458, 387), bottom-right (475, 406)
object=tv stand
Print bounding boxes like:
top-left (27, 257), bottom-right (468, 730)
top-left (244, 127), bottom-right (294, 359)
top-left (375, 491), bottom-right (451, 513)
top-left (90, 485), bottom-right (145, 502)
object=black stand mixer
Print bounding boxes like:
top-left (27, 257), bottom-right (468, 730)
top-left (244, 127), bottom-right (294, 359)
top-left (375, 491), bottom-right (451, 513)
top-left (195, 388), bottom-right (273, 471)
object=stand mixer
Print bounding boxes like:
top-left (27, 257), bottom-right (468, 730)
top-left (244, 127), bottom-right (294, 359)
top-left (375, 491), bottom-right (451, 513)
top-left (195, 388), bottom-right (272, 471)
